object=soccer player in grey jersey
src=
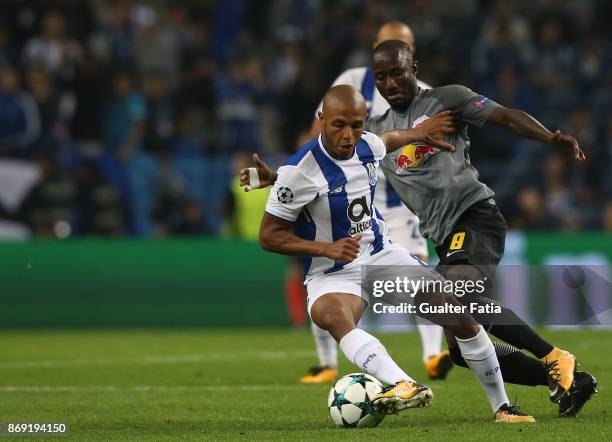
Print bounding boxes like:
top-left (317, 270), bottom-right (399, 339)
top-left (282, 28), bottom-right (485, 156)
top-left (367, 39), bottom-right (595, 416)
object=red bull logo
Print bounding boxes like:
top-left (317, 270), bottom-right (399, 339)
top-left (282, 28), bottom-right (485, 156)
top-left (396, 144), bottom-right (440, 171)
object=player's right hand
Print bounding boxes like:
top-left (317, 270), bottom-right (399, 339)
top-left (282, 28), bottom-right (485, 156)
top-left (323, 235), bottom-right (363, 262)
top-left (550, 130), bottom-right (586, 161)
top-left (239, 153), bottom-right (275, 191)
top-left (417, 111), bottom-right (456, 151)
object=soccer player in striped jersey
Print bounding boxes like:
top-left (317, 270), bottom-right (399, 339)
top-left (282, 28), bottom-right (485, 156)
top-left (256, 84), bottom-right (534, 422)
top-left (303, 22), bottom-right (449, 384)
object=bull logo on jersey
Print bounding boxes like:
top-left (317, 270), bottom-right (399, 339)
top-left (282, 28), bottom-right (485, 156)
top-left (367, 162), bottom-right (377, 186)
top-left (347, 195), bottom-right (373, 235)
top-left (396, 144), bottom-right (440, 172)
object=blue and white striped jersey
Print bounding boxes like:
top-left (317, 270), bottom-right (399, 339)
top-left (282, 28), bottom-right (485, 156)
top-left (265, 131), bottom-right (391, 280)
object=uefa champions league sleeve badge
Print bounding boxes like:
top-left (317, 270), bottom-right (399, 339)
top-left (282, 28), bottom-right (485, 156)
top-left (277, 186), bottom-right (294, 204)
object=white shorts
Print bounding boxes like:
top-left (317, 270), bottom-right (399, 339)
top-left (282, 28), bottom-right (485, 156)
top-left (305, 244), bottom-right (442, 314)
top-left (383, 206), bottom-right (428, 258)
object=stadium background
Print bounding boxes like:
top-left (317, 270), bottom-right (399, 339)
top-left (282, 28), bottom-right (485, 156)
top-left (0, 0), bottom-right (610, 327)
top-left (0, 1), bottom-right (611, 440)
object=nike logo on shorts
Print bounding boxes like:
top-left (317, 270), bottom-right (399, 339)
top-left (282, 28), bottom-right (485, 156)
top-left (446, 250), bottom-right (463, 258)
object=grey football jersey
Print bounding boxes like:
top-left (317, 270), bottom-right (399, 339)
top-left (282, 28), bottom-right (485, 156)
top-left (367, 85), bottom-right (500, 246)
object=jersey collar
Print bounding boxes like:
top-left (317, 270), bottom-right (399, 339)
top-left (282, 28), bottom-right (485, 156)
top-left (317, 133), bottom-right (357, 163)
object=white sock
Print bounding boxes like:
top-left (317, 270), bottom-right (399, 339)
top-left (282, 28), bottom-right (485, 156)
top-left (311, 321), bottom-right (338, 368)
top-left (339, 328), bottom-right (414, 385)
top-left (456, 327), bottom-right (509, 413)
top-left (416, 317), bottom-right (444, 363)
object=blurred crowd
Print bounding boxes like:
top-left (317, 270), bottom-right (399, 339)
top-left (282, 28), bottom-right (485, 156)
top-left (0, 0), bottom-right (610, 238)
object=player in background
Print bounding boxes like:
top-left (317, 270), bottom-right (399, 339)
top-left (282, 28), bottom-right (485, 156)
top-left (303, 21), bottom-right (451, 384)
top-left (366, 40), bottom-right (595, 416)
top-left (258, 84), bottom-right (534, 422)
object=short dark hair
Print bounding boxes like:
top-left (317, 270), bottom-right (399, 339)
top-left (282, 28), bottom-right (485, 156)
top-left (372, 39), bottom-right (413, 62)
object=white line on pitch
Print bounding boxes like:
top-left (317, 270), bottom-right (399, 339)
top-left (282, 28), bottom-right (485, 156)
top-left (0, 350), bottom-right (315, 370)
top-left (0, 385), bottom-right (310, 393)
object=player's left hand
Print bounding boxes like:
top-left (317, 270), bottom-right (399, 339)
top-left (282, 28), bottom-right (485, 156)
top-left (550, 130), bottom-right (586, 161)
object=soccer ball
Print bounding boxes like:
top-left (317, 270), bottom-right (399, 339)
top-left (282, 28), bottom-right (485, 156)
top-left (328, 373), bottom-right (385, 428)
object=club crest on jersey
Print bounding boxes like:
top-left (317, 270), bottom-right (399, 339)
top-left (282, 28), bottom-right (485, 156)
top-left (396, 144), bottom-right (440, 171)
top-left (367, 162), bottom-right (377, 186)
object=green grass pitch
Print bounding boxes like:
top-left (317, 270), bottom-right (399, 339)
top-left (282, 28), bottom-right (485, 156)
top-left (0, 329), bottom-right (608, 440)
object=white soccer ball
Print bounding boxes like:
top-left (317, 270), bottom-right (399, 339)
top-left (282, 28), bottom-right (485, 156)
top-left (328, 373), bottom-right (385, 428)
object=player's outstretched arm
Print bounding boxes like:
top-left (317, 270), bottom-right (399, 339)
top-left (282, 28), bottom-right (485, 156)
top-left (260, 212), bottom-right (362, 262)
top-left (378, 111), bottom-right (456, 153)
top-left (239, 154), bottom-right (277, 191)
top-left (488, 107), bottom-right (586, 161)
